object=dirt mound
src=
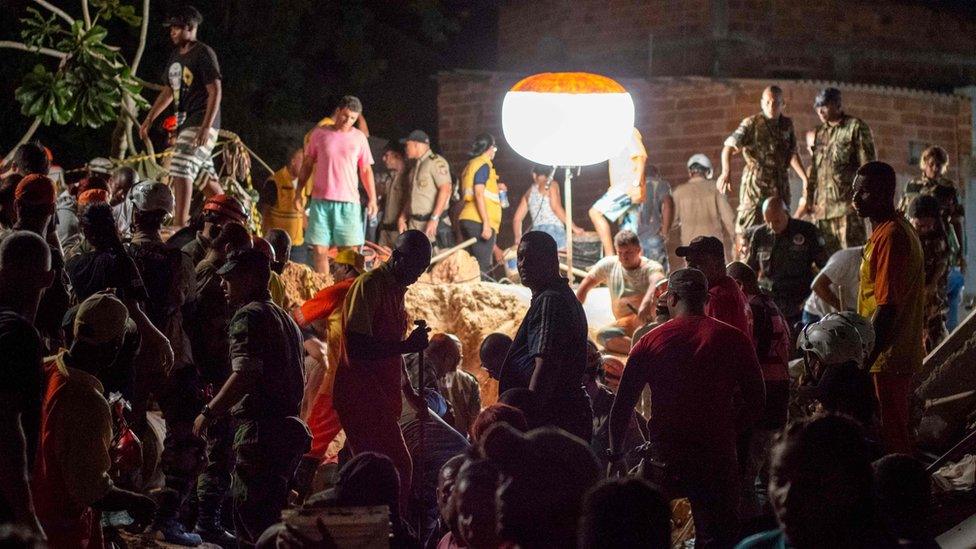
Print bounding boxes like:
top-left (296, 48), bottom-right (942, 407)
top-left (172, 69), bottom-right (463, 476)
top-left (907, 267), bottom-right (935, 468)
top-left (405, 282), bottom-right (527, 374)
top-left (419, 249), bottom-right (481, 284)
top-left (280, 261), bottom-right (332, 309)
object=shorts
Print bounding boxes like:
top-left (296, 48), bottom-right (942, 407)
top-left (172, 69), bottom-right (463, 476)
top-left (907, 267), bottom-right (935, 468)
top-left (533, 223), bottom-right (566, 249)
top-left (169, 127), bottom-right (218, 186)
top-left (306, 199), bottom-right (364, 247)
top-left (592, 188), bottom-right (638, 227)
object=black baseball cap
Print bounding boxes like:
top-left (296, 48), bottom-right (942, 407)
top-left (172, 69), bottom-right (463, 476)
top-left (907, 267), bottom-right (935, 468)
top-left (675, 235), bottom-right (724, 259)
top-left (217, 248), bottom-right (270, 277)
top-left (666, 268), bottom-right (709, 300)
top-left (400, 130), bottom-right (430, 145)
top-left (163, 6), bottom-right (203, 27)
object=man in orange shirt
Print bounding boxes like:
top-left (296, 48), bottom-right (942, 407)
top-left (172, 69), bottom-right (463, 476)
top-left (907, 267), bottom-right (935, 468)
top-left (853, 161), bottom-right (925, 454)
top-left (292, 250), bottom-right (364, 480)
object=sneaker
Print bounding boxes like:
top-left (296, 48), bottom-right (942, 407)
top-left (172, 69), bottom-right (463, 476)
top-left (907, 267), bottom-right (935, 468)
top-left (194, 522), bottom-right (236, 547)
top-left (155, 519), bottom-right (203, 546)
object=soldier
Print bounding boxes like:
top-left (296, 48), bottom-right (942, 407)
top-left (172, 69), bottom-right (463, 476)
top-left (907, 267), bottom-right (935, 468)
top-left (717, 86), bottom-right (809, 242)
top-left (899, 145), bottom-right (965, 331)
top-left (800, 87), bottom-right (876, 254)
top-left (907, 195), bottom-right (950, 354)
top-left (192, 248), bottom-right (309, 546)
top-left (746, 198), bottom-right (828, 328)
top-left (399, 130), bottom-right (454, 248)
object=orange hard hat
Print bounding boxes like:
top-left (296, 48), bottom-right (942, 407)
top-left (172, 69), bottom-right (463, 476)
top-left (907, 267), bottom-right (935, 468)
top-left (162, 115), bottom-right (178, 132)
top-left (203, 193), bottom-right (248, 224)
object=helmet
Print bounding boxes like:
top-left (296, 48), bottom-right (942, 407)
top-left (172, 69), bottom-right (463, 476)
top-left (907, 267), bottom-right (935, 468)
top-left (203, 194), bottom-right (248, 224)
top-left (252, 236), bottom-right (276, 262)
top-left (162, 115), bottom-right (178, 133)
top-left (130, 181), bottom-right (174, 214)
top-left (797, 312), bottom-right (875, 368)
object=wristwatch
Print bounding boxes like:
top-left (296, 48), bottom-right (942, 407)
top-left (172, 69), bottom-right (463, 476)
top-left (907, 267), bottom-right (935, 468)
top-left (200, 404), bottom-right (217, 419)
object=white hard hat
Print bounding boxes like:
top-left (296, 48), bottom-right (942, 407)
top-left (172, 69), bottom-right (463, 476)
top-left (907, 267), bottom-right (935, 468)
top-left (88, 157), bottom-right (113, 174)
top-left (797, 312), bottom-right (875, 369)
top-left (687, 153), bottom-right (713, 178)
top-left (130, 180), bottom-right (174, 214)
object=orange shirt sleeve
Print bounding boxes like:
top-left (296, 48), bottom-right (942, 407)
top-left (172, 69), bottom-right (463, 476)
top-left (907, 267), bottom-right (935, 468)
top-left (297, 278), bottom-right (355, 328)
top-left (870, 222), bottom-right (911, 306)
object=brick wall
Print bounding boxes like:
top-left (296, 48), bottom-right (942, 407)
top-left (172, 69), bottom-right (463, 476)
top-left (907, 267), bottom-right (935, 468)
top-left (437, 71), bottom-right (973, 246)
top-left (497, 0), bottom-right (976, 90)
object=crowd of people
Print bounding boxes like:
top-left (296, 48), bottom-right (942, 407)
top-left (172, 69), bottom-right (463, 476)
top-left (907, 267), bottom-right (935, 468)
top-left (0, 4), bottom-right (969, 549)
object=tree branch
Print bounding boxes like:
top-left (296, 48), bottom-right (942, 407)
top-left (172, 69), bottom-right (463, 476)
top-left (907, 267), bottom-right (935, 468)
top-left (130, 0), bottom-right (149, 74)
top-left (81, 0), bottom-right (92, 28)
top-left (32, 0), bottom-right (75, 26)
top-left (0, 40), bottom-right (68, 59)
top-left (134, 76), bottom-right (164, 91)
top-left (2, 118), bottom-right (43, 166)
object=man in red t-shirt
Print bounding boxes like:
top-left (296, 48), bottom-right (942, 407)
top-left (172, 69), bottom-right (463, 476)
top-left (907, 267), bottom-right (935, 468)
top-left (677, 235), bottom-right (753, 340)
top-left (608, 268), bottom-right (764, 548)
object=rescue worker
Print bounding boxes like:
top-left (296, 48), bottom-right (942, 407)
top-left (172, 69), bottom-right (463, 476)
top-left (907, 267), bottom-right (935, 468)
top-left (291, 249), bottom-right (365, 499)
top-left (258, 147), bottom-right (308, 264)
top-left (801, 87), bottom-right (876, 254)
top-left (899, 145), bottom-right (966, 332)
top-left (399, 130), bottom-right (454, 248)
top-left (746, 198), bottom-right (829, 328)
top-left (717, 86), bottom-right (809, 241)
top-left (333, 230), bottom-right (433, 514)
top-left (377, 144), bottom-right (408, 248)
top-left (192, 248), bottom-right (310, 547)
top-left (181, 193), bottom-right (249, 266)
top-left (458, 134), bottom-right (503, 278)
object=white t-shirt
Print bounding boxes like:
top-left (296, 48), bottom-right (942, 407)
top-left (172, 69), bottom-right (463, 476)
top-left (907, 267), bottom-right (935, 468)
top-left (803, 246), bottom-right (862, 317)
top-left (607, 128), bottom-right (647, 194)
top-left (588, 255), bottom-right (665, 319)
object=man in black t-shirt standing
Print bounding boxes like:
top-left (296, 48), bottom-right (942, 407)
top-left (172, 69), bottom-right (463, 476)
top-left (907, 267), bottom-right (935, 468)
top-left (499, 231), bottom-right (592, 442)
top-left (140, 5), bottom-right (223, 228)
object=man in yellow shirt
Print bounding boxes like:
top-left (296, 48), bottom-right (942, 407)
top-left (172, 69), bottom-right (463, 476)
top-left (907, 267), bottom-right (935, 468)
top-left (259, 147), bottom-right (308, 264)
top-left (853, 161), bottom-right (925, 455)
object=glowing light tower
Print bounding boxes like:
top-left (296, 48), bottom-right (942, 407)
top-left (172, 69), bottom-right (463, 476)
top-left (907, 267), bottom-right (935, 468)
top-left (502, 72), bottom-right (635, 281)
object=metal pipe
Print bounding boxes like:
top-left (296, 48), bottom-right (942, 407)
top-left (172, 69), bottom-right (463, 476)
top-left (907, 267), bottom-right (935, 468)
top-left (429, 238), bottom-right (478, 266)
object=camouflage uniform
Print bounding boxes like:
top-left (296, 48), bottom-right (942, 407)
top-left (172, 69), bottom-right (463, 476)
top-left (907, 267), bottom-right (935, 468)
top-left (900, 175), bottom-right (964, 266)
top-left (807, 114), bottom-right (875, 254)
top-left (189, 258), bottom-right (237, 533)
top-left (226, 299), bottom-right (309, 546)
top-left (724, 114), bottom-right (798, 235)
top-left (917, 228), bottom-right (950, 353)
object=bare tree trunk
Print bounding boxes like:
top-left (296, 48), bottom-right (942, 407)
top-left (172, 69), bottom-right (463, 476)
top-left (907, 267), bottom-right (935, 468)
top-left (2, 117), bottom-right (42, 165)
top-left (81, 0), bottom-right (92, 28)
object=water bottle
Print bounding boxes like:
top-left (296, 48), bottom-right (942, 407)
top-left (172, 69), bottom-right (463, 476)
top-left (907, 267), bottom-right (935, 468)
top-left (499, 185), bottom-right (510, 209)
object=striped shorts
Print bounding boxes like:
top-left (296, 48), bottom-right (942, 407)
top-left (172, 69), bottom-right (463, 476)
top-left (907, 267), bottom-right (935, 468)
top-left (168, 126), bottom-right (218, 187)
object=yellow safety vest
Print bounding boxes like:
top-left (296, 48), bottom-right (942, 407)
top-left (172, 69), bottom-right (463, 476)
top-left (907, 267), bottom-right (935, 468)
top-left (459, 153), bottom-right (502, 231)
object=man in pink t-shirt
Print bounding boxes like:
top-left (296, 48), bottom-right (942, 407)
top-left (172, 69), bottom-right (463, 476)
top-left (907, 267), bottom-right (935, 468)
top-left (296, 95), bottom-right (377, 273)
top-left (677, 235), bottom-right (754, 340)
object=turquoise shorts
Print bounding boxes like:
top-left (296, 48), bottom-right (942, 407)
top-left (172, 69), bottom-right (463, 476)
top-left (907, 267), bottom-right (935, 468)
top-left (305, 199), bottom-right (364, 247)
